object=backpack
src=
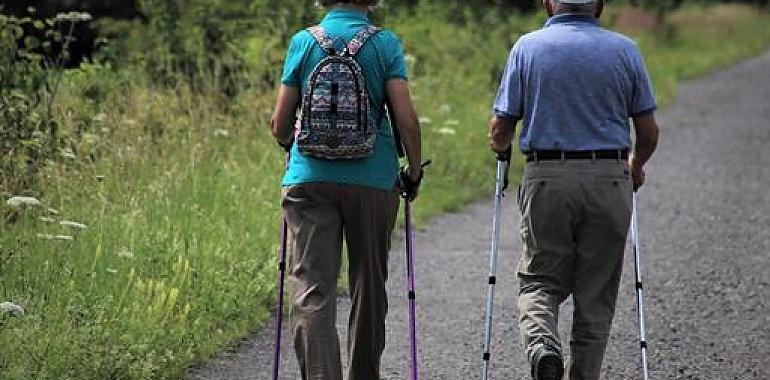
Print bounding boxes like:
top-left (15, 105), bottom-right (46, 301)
top-left (296, 25), bottom-right (382, 160)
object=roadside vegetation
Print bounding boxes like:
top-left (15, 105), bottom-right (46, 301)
top-left (1, 2), bottom-right (769, 379)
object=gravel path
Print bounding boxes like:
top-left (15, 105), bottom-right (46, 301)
top-left (188, 50), bottom-right (770, 379)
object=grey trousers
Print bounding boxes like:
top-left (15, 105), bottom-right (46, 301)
top-left (516, 160), bottom-right (633, 380)
top-left (282, 183), bottom-right (399, 380)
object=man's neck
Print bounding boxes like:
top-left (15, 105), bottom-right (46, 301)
top-left (554, 10), bottom-right (595, 17)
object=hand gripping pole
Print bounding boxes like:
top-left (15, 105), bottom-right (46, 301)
top-left (631, 193), bottom-right (651, 380)
top-left (481, 157), bottom-right (507, 380)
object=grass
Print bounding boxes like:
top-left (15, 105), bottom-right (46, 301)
top-left (1, 4), bottom-right (769, 379)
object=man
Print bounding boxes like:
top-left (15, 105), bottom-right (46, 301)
top-left (488, 1), bottom-right (659, 379)
top-left (270, 0), bottom-right (422, 379)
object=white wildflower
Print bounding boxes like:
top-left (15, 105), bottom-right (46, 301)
top-left (118, 248), bottom-right (135, 259)
top-left (214, 129), bottom-right (231, 138)
top-left (47, 208), bottom-right (60, 215)
top-left (92, 113), bottom-right (107, 123)
top-left (106, 268), bottom-right (118, 274)
top-left (56, 12), bottom-right (92, 22)
top-left (83, 133), bottom-right (100, 144)
top-left (0, 302), bottom-right (25, 316)
top-left (419, 117), bottom-right (433, 125)
top-left (437, 127), bottom-right (457, 136)
top-left (6, 196), bottom-right (41, 207)
top-left (439, 104), bottom-right (452, 114)
top-left (405, 54), bottom-right (417, 64)
top-left (60, 220), bottom-right (87, 230)
top-left (40, 217), bottom-right (56, 223)
top-left (38, 233), bottom-right (74, 241)
top-left (444, 119), bottom-right (460, 127)
top-left (60, 148), bottom-right (76, 160)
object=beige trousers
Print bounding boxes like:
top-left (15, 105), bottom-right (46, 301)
top-left (517, 160), bottom-right (633, 380)
top-left (282, 183), bottom-right (399, 380)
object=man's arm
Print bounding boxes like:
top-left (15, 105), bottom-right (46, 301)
top-left (630, 113), bottom-right (660, 191)
top-left (386, 79), bottom-right (422, 181)
top-left (488, 115), bottom-right (517, 154)
top-left (270, 85), bottom-right (301, 147)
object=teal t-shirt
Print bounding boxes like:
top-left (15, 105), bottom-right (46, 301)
top-left (280, 9), bottom-right (408, 191)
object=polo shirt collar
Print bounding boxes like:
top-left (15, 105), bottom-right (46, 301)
top-left (323, 8), bottom-right (370, 23)
top-left (545, 14), bottom-right (599, 27)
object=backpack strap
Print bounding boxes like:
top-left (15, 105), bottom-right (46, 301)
top-left (345, 25), bottom-right (381, 57)
top-left (307, 26), bottom-right (337, 55)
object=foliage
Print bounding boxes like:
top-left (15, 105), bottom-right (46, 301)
top-left (0, 8), bottom-right (91, 197)
top-left (1, 3), bottom-right (770, 379)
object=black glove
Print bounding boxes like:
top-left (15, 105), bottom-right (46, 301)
top-left (399, 160), bottom-right (431, 202)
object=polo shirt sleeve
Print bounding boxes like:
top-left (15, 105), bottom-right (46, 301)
top-left (493, 41), bottom-right (525, 120)
top-left (281, 32), bottom-right (306, 87)
top-left (382, 31), bottom-right (408, 81)
top-left (629, 47), bottom-right (657, 117)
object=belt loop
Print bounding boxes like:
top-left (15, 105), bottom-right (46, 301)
top-left (534, 150), bottom-right (539, 164)
top-left (560, 151), bottom-right (565, 163)
top-left (616, 149), bottom-right (622, 162)
top-left (591, 150), bottom-right (597, 163)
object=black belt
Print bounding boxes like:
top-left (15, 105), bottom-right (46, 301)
top-left (525, 150), bottom-right (628, 162)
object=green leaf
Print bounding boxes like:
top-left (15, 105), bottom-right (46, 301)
top-left (23, 36), bottom-right (40, 50)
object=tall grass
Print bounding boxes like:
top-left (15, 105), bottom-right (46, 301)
top-left (1, 4), bottom-right (769, 379)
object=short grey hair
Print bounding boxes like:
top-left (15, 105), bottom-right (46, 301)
top-left (316, 0), bottom-right (380, 6)
top-left (553, 0), bottom-right (599, 15)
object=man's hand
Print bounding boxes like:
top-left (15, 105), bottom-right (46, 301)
top-left (488, 115), bottom-right (516, 154)
top-left (630, 113), bottom-right (659, 192)
top-left (629, 155), bottom-right (646, 192)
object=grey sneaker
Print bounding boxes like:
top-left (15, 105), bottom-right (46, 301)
top-left (532, 345), bottom-right (563, 380)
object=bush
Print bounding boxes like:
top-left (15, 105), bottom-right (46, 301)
top-left (0, 10), bottom-right (91, 196)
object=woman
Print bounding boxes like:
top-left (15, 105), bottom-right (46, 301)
top-left (270, 1), bottom-right (423, 379)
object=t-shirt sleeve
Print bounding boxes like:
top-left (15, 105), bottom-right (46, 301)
top-left (281, 32), bottom-right (306, 87)
top-left (493, 42), bottom-right (525, 119)
top-left (383, 31), bottom-right (408, 81)
top-left (629, 47), bottom-right (657, 117)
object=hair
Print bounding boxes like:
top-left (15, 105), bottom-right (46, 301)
top-left (553, 0), bottom-right (599, 15)
top-left (316, 0), bottom-right (380, 6)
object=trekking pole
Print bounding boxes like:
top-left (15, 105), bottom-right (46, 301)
top-left (630, 193), bottom-right (651, 380)
top-left (481, 148), bottom-right (510, 380)
top-left (404, 197), bottom-right (419, 380)
top-left (401, 160), bottom-right (430, 380)
top-left (272, 153), bottom-right (290, 380)
top-left (271, 216), bottom-right (288, 380)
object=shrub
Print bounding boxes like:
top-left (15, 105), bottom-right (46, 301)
top-left (0, 10), bottom-right (90, 196)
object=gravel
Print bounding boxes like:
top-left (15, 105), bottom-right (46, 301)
top-left (188, 50), bottom-right (770, 379)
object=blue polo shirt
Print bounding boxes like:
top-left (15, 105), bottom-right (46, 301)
top-left (280, 9), bottom-right (408, 191)
top-left (493, 14), bottom-right (657, 151)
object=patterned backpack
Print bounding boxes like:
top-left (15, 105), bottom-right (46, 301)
top-left (297, 25), bottom-right (382, 160)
